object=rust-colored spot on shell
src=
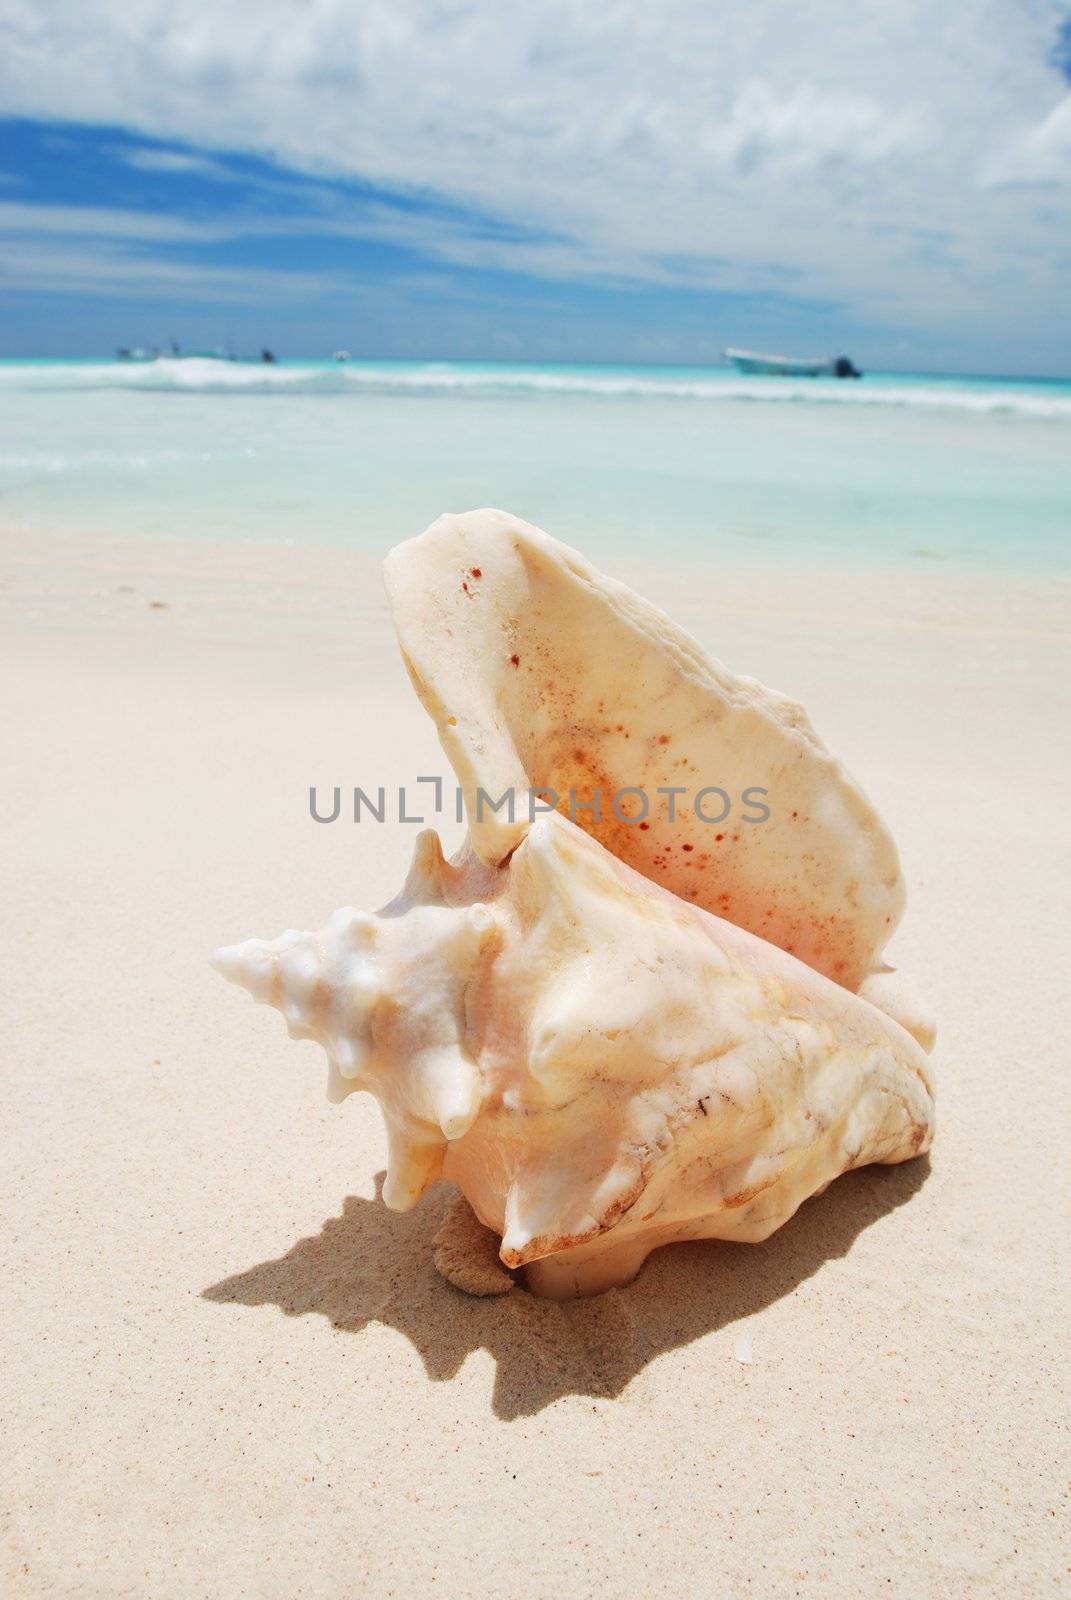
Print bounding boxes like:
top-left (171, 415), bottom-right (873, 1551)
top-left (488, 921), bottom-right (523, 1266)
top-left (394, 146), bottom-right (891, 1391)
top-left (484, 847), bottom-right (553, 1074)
top-left (723, 1174), bottom-right (780, 1209)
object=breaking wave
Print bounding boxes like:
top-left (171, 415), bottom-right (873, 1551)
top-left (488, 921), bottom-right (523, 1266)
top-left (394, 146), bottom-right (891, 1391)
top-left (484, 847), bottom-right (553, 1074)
top-left (2, 357), bottom-right (1070, 419)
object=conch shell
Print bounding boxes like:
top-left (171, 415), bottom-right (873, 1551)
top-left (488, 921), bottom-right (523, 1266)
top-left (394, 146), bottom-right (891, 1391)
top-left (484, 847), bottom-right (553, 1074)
top-left (214, 510), bottom-right (935, 1298)
top-left (214, 813), bottom-right (933, 1299)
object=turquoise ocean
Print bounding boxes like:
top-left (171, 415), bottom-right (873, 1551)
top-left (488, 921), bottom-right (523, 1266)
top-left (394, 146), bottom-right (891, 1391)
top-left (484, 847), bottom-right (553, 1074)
top-left (1, 358), bottom-right (1068, 567)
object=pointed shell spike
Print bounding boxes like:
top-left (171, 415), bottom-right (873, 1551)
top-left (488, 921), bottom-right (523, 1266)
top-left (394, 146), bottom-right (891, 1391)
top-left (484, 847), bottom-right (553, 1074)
top-left (402, 828), bottom-right (451, 904)
top-left (381, 1124), bottom-right (445, 1213)
top-left (211, 938), bottom-right (278, 1004)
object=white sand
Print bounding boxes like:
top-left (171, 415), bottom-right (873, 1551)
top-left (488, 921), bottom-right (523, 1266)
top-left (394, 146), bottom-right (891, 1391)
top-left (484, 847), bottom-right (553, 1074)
top-left (2, 527), bottom-right (1068, 1597)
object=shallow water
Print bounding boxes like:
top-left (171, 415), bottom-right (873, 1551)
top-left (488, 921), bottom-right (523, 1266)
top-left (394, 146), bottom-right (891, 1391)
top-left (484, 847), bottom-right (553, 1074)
top-left (1, 358), bottom-right (1068, 567)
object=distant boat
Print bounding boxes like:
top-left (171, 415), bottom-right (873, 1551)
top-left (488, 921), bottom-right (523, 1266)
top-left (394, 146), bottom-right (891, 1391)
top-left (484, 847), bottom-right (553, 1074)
top-left (168, 345), bottom-right (234, 361)
top-left (726, 347), bottom-right (861, 379)
top-left (115, 343), bottom-right (258, 364)
top-left (333, 349), bottom-right (352, 362)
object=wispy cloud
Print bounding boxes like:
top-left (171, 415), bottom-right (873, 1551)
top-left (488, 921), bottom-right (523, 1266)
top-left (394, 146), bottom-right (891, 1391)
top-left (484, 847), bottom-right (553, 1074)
top-left (986, 94), bottom-right (1071, 186)
top-left (0, 235), bottom-right (358, 304)
top-left (699, 81), bottom-right (929, 177)
top-left (0, 200), bottom-right (215, 242)
top-left (113, 146), bottom-right (235, 180)
top-left (0, 0), bottom-right (1068, 360)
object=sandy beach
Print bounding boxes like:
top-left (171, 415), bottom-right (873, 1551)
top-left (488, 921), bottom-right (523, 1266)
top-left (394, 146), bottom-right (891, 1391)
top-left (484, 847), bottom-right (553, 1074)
top-left (3, 523), bottom-right (1068, 1598)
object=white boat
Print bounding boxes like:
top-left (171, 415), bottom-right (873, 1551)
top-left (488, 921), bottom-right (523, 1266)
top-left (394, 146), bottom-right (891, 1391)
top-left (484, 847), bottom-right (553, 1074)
top-left (171, 346), bottom-right (234, 361)
top-left (116, 344), bottom-right (236, 363)
top-left (725, 347), bottom-right (860, 379)
top-left (333, 349), bottom-right (351, 362)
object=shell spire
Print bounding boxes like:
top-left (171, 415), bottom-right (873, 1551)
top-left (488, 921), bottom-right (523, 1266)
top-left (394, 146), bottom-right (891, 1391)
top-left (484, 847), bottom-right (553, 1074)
top-left (211, 917), bottom-right (378, 1079)
top-left (212, 831), bottom-right (498, 1211)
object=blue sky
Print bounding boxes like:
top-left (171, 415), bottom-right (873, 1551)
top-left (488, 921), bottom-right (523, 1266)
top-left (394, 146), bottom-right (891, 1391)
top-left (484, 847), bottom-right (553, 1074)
top-left (1, 1), bottom-right (1069, 373)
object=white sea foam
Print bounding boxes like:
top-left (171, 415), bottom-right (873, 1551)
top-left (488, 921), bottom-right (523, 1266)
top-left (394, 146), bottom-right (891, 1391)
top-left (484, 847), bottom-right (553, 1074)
top-left (2, 358), bottom-right (1070, 419)
top-left (0, 446), bottom-right (253, 473)
top-left (2, 355), bottom-right (1066, 568)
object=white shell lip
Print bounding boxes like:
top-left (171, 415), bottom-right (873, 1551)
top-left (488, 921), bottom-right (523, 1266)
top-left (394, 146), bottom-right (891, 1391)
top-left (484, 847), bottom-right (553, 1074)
top-left (384, 508), bottom-right (906, 990)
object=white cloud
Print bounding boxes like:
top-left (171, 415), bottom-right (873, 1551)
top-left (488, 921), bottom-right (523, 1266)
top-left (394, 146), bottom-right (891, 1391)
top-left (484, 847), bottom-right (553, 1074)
top-left (986, 94), bottom-right (1071, 185)
top-left (0, 0), bottom-right (1068, 344)
top-left (0, 193), bottom-right (593, 270)
top-left (0, 235), bottom-right (359, 303)
top-left (701, 81), bottom-right (929, 177)
top-left (0, 200), bottom-right (214, 241)
top-left (114, 146), bottom-right (234, 178)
